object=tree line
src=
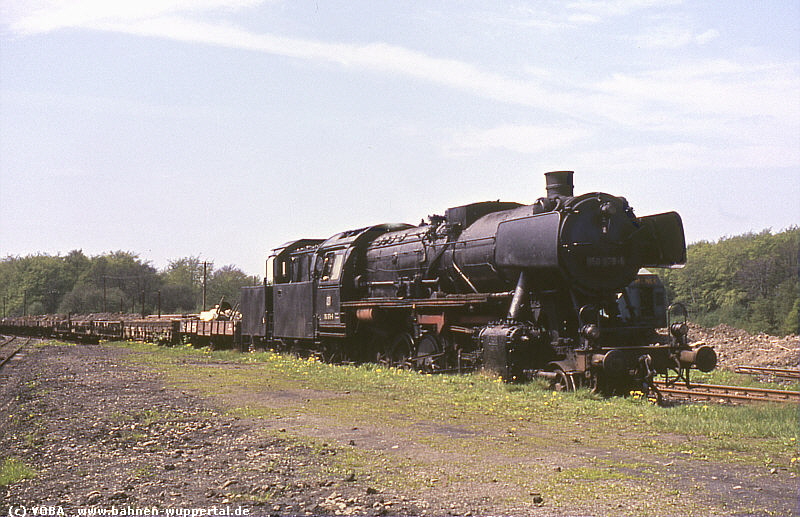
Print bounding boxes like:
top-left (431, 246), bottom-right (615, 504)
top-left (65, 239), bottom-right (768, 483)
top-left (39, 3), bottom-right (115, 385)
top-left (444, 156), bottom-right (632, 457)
top-left (0, 250), bottom-right (261, 317)
top-left (658, 227), bottom-right (799, 336)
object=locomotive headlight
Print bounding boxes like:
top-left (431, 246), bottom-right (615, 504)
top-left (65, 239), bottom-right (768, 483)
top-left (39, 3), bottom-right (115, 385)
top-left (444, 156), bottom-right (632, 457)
top-left (599, 201), bottom-right (617, 235)
top-left (580, 323), bottom-right (601, 341)
top-left (670, 322), bottom-right (688, 338)
top-left (600, 201), bottom-right (617, 216)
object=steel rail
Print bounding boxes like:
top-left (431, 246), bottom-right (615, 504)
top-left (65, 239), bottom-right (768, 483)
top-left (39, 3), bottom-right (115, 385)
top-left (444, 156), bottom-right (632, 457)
top-left (0, 337), bottom-right (31, 370)
top-left (653, 379), bottom-right (799, 404)
top-left (734, 365), bottom-right (800, 380)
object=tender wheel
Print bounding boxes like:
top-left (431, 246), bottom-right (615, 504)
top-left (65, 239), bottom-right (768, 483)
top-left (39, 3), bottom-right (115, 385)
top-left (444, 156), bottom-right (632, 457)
top-left (320, 338), bottom-right (346, 363)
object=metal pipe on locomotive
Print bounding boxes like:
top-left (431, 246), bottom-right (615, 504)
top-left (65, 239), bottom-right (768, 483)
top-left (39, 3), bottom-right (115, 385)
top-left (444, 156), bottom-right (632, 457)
top-left (240, 171), bottom-right (716, 393)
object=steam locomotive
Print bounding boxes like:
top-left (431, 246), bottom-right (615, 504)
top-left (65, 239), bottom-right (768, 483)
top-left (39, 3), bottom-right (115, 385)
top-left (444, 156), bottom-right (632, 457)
top-left (240, 171), bottom-right (716, 393)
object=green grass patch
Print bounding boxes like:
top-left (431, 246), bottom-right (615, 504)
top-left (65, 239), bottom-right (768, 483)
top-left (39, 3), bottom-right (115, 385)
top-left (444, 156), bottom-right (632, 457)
top-left (110, 408), bottom-right (177, 425)
top-left (0, 457), bottom-right (36, 487)
top-left (690, 368), bottom-right (800, 391)
top-left (131, 464), bottom-right (156, 479)
top-left (114, 342), bottom-right (799, 464)
top-left (111, 341), bottom-right (799, 514)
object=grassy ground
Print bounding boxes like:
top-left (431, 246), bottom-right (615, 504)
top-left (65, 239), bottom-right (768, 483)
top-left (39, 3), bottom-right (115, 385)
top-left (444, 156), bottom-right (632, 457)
top-left (106, 341), bottom-right (798, 515)
top-left (0, 458), bottom-right (36, 487)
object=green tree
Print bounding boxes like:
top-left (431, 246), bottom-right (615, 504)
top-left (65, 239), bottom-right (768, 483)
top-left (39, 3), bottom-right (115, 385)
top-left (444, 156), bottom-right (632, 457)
top-left (58, 251), bottom-right (158, 314)
top-left (207, 265), bottom-right (260, 311)
top-left (0, 254), bottom-right (77, 315)
top-left (1, 251), bottom-right (261, 318)
top-left (160, 257), bottom-right (204, 313)
top-left (659, 227), bottom-right (799, 335)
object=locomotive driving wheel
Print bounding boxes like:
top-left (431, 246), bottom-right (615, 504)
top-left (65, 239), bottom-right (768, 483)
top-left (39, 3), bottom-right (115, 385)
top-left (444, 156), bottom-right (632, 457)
top-left (378, 331), bottom-right (414, 368)
top-left (415, 334), bottom-right (443, 372)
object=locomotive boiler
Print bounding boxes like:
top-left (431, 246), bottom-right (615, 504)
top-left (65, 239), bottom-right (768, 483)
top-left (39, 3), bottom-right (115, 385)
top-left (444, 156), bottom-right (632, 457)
top-left (241, 171), bottom-right (715, 393)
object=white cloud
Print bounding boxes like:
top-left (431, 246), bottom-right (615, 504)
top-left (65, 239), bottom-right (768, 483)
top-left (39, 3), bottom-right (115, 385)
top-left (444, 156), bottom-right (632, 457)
top-left (569, 141), bottom-right (800, 172)
top-left (594, 60), bottom-right (800, 120)
top-left (633, 25), bottom-right (693, 48)
top-left (631, 23), bottom-right (721, 49)
top-left (566, 0), bottom-right (684, 19)
top-left (695, 29), bottom-right (719, 45)
top-left (34, 12), bottom-right (786, 132)
top-left (56, 15), bottom-right (581, 118)
top-left (445, 124), bottom-right (591, 156)
top-left (500, 0), bottom-right (684, 30)
top-left (0, 4), bottom-right (571, 114)
top-left (4, 0), bottom-right (797, 165)
top-left (2, 0), bottom-right (262, 35)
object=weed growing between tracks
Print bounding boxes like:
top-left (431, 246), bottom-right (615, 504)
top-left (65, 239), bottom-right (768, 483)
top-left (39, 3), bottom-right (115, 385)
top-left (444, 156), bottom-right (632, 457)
top-left (0, 457), bottom-right (37, 487)
top-left (113, 341), bottom-right (798, 515)
top-left (690, 367), bottom-right (800, 391)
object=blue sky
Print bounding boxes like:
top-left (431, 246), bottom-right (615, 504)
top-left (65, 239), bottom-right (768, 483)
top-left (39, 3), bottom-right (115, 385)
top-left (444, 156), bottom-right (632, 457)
top-left (1, 1), bottom-right (798, 276)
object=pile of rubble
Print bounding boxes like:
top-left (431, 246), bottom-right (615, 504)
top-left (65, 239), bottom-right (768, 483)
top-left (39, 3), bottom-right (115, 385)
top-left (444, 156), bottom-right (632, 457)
top-left (688, 323), bottom-right (799, 369)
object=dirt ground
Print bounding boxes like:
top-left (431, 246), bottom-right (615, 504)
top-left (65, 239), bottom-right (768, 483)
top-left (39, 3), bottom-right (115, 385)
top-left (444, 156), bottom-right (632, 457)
top-left (688, 323), bottom-right (799, 370)
top-left (1, 341), bottom-right (797, 516)
top-left (2, 343), bottom-right (392, 516)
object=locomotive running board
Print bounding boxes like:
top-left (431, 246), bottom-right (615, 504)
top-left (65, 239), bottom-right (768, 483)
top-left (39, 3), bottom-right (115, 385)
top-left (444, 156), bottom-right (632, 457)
top-left (341, 292), bottom-right (512, 310)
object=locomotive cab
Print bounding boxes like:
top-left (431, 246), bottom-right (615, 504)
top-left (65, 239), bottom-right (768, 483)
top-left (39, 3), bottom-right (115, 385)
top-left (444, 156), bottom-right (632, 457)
top-left (270, 239), bottom-right (324, 340)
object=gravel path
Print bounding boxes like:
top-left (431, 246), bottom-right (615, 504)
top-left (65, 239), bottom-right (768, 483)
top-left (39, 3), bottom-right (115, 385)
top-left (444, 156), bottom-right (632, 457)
top-left (0, 343), bottom-right (421, 516)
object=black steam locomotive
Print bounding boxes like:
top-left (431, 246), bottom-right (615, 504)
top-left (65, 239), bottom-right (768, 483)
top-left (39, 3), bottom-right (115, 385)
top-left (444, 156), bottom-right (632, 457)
top-left (241, 171), bottom-right (716, 393)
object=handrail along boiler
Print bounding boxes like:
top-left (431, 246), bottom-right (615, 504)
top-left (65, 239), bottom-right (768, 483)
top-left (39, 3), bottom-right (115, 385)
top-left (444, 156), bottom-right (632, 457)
top-left (241, 171), bottom-right (716, 392)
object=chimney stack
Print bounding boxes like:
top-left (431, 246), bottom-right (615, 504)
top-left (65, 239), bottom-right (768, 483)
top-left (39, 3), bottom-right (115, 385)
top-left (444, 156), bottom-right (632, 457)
top-left (545, 171), bottom-right (574, 198)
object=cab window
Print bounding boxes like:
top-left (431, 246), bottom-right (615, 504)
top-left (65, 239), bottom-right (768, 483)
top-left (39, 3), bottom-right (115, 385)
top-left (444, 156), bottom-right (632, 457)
top-left (266, 256), bottom-right (275, 285)
top-left (291, 253), bottom-right (312, 282)
top-left (320, 251), bottom-right (344, 282)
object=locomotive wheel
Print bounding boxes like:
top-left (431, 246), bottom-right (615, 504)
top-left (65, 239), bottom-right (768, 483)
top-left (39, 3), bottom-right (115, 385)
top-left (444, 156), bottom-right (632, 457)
top-left (415, 334), bottom-right (442, 372)
top-left (588, 372), bottom-right (612, 397)
top-left (551, 369), bottom-right (578, 392)
top-left (586, 372), bottom-right (600, 393)
top-left (552, 369), bottom-right (569, 392)
top-left (320, 339), bottom-right (346, 363)
top-left (272, 339), bottom-right (290, 352)
top-left (378, 331), bottom-right (414, 368)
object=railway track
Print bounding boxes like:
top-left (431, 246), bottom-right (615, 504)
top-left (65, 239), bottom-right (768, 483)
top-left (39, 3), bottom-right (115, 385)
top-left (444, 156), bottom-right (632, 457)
top-left (734, 365), bottom-right (800, 380)
top-left (0, 335), bottom-right (31, 370)
top-left (653, 379), bottom-right (799, 404)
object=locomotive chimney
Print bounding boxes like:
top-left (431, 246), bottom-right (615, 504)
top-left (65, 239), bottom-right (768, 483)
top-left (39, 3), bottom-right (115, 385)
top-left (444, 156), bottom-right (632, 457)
top-left (545, 171), bottom-right (574, 198)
